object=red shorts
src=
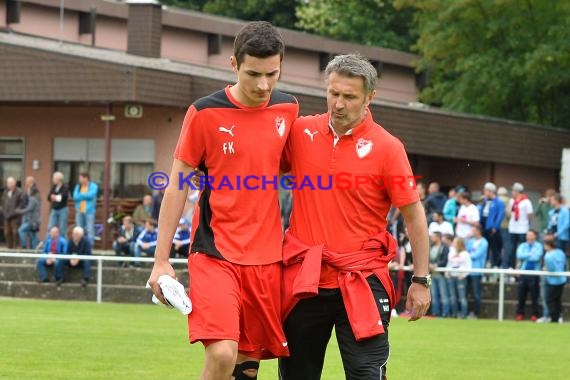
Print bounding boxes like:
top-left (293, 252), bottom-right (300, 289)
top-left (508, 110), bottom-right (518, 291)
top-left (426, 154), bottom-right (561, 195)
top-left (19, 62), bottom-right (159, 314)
top-left (187, 253), bottom-right (289, 360)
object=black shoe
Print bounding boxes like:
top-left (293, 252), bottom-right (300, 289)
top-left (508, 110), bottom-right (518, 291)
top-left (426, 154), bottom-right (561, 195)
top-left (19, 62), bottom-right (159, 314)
top-left (81, 280), bottom-right (88, 288)
top-left (39, 278), bottom-right (49, 283)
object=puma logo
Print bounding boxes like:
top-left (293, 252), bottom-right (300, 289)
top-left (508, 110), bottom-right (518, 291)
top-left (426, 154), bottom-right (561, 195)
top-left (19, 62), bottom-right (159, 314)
top-left (304, 128), bottom-right (318, 142)
top-left (218, 125), bottom-right (235, 137)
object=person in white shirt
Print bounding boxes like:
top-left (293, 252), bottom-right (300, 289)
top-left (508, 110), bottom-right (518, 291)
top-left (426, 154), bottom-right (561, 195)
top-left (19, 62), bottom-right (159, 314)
top-left (428, 211), bottom-right (454, 237)
top-left (455, 191), bottom-right (480, 239)
top-left (505, 182), bottom-right (533, 269)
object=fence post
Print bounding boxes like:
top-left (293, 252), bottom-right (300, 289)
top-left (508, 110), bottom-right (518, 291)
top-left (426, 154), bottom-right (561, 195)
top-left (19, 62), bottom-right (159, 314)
top-left (498, 272), bottom-right (505, 321)
top-left (96, 258), bottom-right (103, 304)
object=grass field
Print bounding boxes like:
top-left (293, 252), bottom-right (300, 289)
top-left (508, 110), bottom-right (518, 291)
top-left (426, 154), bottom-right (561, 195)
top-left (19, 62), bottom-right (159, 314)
top-left (1, 298), bottom-right (568, 380)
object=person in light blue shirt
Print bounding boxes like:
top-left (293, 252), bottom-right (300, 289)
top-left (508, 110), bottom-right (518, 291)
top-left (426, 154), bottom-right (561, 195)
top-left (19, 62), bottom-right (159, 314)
top-left (547, 193), bottom-right (569, 253)
top-left (515, 230), bottom-right (543, 321)
top-left (541, 238), bottom-right (567, 323)
top-left (443, 188), bottom-right (458, 227)
top-left (72, 172), bottom-right (99, 243)
top-left (466, 225), bottom-right (488, 318)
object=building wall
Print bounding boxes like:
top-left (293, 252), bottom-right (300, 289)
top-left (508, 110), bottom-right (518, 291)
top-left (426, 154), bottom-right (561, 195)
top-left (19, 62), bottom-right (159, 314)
top-left (411, 154), bottom-right (558, 195)
top-left (0, 104), bottom-right (186, 236)
top-left (161, 27), bottom-right (208, 65)
top-left (3, 0), bottom-right (419, 104)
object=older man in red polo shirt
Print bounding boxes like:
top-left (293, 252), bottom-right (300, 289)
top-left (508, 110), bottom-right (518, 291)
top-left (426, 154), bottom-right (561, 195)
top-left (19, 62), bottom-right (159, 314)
top-left (279, 54), bottom-right (431, 380)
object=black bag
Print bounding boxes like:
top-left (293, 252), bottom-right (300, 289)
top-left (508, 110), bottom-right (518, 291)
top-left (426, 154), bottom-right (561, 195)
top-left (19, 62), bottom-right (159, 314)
top-left (29, 221), bottom-right (40, 232)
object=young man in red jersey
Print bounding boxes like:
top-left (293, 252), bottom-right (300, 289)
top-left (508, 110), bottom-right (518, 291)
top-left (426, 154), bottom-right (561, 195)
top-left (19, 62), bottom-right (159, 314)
top-left (279, 54), bottom-right (431, 380)
top-left (148, 21), bottom-right (298, 380)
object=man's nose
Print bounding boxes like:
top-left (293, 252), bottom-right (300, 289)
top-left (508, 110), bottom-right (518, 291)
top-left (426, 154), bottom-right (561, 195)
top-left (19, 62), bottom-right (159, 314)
top-left (257, 77), bottom-right (269, 91)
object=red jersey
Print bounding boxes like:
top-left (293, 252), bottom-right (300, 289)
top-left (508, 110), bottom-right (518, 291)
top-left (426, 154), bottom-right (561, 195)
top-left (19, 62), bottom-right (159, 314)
top-left (283, 111), bottom-right (419, 287)
top-left (175, 85), bottom-right (298, 265)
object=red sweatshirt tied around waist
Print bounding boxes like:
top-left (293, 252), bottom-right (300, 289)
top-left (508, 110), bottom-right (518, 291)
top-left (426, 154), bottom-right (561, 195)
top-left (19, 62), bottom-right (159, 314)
top-left (282, 230), bottom-right (397, 341)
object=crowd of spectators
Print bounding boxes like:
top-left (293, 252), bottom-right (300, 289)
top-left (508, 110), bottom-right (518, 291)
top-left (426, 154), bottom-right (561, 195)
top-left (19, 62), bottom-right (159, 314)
top-left (0, 172), bottom-right (198, 286)
top-left (388, 181), bottom-right (568, 323)
top-left (1, 173), bottom-right (567, 318)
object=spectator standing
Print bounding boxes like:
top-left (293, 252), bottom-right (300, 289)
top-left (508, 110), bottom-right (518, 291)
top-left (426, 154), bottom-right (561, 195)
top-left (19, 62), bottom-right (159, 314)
top-left (134, 219), bottom-right (158, 266)
top-left (515, 230), bottom-right (543, 321)
top-left (55, 226), bottom-right (91, 287)
top-left (538, 238), bottom-right (567, 323)
top-left (36, 226), bottom-right (67, 283)
top-left (47, 171), bottom-right (69, 237)
top-left (425, 182), bottom-right (447, 223)
top-left (467, 225), bottom-right (488, 319)
top-left (428, 211), bottom-right (454, 237)
top-left (0, 176), bottom-right (24, 249)
top-left (151, 189), bottom-right (164, 221)
top-left (535, 189), bottom-right (556, 239)
top-left (455, 191), bottom-right (480, 239)
top-left (478, 182), bottom-right (504, 269)
top-left (446, 237), bottom-right (472, 318)
top-left (506, 183), bottom-right (533, 269)
top-left (16, 178), bottom-right (41, 249)
top-left (429, 231), bottom-right (449, 317)
top-left (547, 193), bottom-right (569, 253)
top-left (443, 188), bottom-right (458, 227)
top-left (133, 194), bottom-right (153, 228)
top-left (497, 187), bottom-right (511, 269)
top-left (73, 172), bottom-right (98, 243)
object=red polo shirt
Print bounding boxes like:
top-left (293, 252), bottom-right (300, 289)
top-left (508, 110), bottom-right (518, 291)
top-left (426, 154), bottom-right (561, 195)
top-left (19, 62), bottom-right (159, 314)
top-left (175, 86), bottom-right (298, 265)
top-left (282, 111), bottom-right (419, 287)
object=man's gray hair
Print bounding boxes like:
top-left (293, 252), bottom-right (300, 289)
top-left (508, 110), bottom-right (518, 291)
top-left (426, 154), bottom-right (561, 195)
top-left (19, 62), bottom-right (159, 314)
top-left (73, 226), bottom-right (85, 236)
top-left (324, 54), bottom-right (378, 94)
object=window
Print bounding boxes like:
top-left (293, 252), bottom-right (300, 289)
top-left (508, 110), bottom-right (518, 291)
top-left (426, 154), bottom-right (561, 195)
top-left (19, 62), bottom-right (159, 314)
top-left (53, 138), bottom-right (154, 198)
top-left (0, 138), bottom-right (24, 191)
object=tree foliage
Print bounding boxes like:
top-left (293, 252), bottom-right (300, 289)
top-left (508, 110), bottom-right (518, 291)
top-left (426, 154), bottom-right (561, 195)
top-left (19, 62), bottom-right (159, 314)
top-left (398, 0), bottom-right (570, 128)
top-left (295, 0), bottom-right (415, 51)
top-left (159, 0), bottom-right (300, 29)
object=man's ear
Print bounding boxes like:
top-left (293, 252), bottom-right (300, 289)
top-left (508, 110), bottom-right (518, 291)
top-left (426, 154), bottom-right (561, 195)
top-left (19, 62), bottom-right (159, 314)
top-left (365, 89), bottom-right (377, 107)
top-left (230, 56), bottom-right (238, 73)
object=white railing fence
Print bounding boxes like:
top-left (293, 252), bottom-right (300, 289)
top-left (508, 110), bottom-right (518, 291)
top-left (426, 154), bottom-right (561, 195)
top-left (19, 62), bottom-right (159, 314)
top-left (0, 252), bottom-right (568, 321)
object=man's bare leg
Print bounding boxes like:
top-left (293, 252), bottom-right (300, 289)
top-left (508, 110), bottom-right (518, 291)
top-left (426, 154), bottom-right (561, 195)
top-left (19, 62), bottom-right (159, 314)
top-left (233, 353), bottom-right (259, 380)
top-left (201, 340), bottom-right (238, 380)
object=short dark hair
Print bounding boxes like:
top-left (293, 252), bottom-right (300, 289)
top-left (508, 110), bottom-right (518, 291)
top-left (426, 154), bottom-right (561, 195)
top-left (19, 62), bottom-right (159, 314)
top-left (79, 172), bottom-right (90, 180)
top-left (233, 21), bottom-right (284, 67)
top-left (459, 191), bottom-right (471, 201)
top-left (543, 236), bottom-right (556, 248)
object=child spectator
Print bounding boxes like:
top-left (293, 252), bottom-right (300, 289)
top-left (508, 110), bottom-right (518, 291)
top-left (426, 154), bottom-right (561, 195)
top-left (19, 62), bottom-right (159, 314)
top-left (538, 238), bottom-right (567, 324)
top-left (55, 226), bottom-right (91, 287)
top-left (134, 219), bottom-right (158, 266)
top-left (171, 218), bottom-right (191, 258)
top-left (515, 230), bottom-right (543, 321)
top-left (36, 226), bottom-right (67, 283)
top-left (446, 237), bottom-right (472, 318)
top-left (429, 231), bottom-right (450, 317)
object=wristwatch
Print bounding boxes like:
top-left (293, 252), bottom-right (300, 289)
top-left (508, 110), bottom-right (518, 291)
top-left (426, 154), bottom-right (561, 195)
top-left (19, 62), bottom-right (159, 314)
top-left (411, 274), bottom-right (432, 288)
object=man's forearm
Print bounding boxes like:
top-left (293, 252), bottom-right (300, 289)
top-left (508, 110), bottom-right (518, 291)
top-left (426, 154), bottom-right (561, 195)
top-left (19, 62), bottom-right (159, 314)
top-left (155, 160), bottom-right (193, 263)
